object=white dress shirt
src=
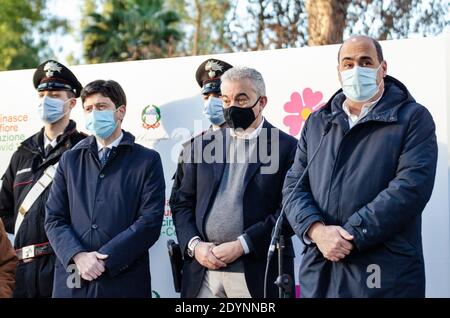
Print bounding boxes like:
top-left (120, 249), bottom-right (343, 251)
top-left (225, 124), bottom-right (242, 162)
top-left (342, 90), bottom-right (384, 129)
top-left (43, 134), bottom-right (59, 149)
top-left (96, 132), bottom-right (123, 160)
top-left (229, 117), bottom-right (265, 139)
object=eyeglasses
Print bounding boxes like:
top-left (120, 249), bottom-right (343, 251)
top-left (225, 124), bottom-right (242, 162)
top-left (222, 95), bottom-right (259, 108)
top-left (222, 95), bottom-right (261, 108)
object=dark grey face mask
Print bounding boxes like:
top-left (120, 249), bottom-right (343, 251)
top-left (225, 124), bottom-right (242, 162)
top-left (223, 96), bottom-right (261, 130)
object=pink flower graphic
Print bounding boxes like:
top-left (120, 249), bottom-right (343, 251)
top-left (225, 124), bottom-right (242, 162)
top-left (283, 88), bottom-right (325, 136)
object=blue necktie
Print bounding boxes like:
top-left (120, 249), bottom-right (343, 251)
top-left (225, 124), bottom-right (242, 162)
top-left (100, 147), bottom-right (111, 168)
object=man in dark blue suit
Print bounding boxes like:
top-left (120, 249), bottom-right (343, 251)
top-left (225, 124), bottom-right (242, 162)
top-left (171, 67), bottom-right (297, 298)
top-left (45, 80), bottom-right (165, 298)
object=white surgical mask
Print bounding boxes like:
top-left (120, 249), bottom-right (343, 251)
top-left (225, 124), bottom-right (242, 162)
top-left (341, 64), bottom-right (382, 102)
top-left (203, 96), bottom-right (225, 126)
top-left (37, 96), bottom-right (71, 124)
top-left (85, 109), bottom-right (118, 140)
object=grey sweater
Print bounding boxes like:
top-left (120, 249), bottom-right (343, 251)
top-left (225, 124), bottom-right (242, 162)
top-left (205, 135), bottom-right (258, 245)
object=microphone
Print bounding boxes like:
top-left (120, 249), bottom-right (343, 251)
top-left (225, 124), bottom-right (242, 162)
top-left (264, 111), bottom-right (339, 298)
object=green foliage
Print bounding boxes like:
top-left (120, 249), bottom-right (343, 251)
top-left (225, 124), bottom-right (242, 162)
top-left (0, 0), bottom-right (70, 70)
top-left (82, 0), bottom-right (182, 63)
top-left (166, 0), bottom-right (232, 55)
top-left (2, 0), bottom-right (448, 69)
top-left (0, 0), bottom-right (44, 70)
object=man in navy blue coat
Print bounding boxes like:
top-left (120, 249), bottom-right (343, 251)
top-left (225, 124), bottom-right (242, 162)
top-left (45, 80), bottom-right (165, 298)
top-left (282, 36), bottom-right (437, 297)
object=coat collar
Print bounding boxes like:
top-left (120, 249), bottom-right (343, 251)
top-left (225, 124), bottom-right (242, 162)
top-left (75, 129), bottom-right (135, 154)
top-left (320, 75), bottom-right (416, 129)
top-left (19, 120), bottom-right (86, 171)
top-left (21, 119), bottom-right (77, 152)
top-left (20, 119), bottom-right (80, 157)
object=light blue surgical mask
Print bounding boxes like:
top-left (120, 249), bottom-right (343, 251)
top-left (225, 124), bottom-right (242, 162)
top-left (85, 109), bottom-right (118, 139)
top-left (203, 96), bottom-right (225, 126)
top-left (37, 96), bottom-right (70, 124)
top-left (341, 65), bottom-right (382, 102)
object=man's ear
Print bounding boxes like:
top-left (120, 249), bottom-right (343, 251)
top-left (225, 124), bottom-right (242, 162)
top-left (69, 98), bottom-right (77, 109)
top-left (381, 60), bottom-right (388, 77)
top-left (337, 65), bottom-right (342, 84)
top-left (117, 105), bottom-right (126, 120)
top-left (259, 96), bottom-right (268, 109)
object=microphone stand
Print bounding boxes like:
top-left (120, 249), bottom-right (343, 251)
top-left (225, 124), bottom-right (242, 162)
top-left (274, 234), bottom-right (292, 297)
top-left (264, 115), bottom-right (336, 298)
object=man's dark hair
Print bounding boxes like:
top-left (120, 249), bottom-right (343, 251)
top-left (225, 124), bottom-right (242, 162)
top-left (81, 80), bottom-right (126, 108)
top-left (338, 36), bottom-right (384, 63)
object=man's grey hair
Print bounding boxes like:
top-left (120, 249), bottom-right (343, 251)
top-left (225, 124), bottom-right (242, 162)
top-left (221, 66), bottom-right (266, 96)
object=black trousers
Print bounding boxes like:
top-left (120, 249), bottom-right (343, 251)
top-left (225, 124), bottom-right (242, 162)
top-left (13, 254), bottom-right (55, 298)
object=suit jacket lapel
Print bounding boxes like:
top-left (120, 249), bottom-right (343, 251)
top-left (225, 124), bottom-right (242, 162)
top-left (200, 129), bottom-right (227, 237)
top-left (212, 129), bottom-right (227, 187)
top-left (243, 120), bottom-right (272, 190)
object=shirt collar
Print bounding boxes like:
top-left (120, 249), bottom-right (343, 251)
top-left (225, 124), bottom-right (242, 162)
top-left (96, 131), bottom-right (123, 152)
top-left (342, 89), bottom-right (384, 122)
top-left (229, 117), bottom-right (265, 140)
top-left (44, 134), bottom-right (59, 149)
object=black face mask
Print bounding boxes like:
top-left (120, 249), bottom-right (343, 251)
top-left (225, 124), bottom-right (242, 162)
top-left (223, 96), bottom-right (261, 130)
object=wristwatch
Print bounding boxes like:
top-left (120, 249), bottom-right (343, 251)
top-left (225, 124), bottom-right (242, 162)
top-left (187, 237), bottom-right (201, 258)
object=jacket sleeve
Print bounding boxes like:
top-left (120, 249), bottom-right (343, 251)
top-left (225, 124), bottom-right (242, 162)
top-left (168, 150), bottom-right (185, 215)
top-left (343, 106), bottom-right (438, 252)
top-left (282, 117), bottom-right (325, 245)
top-left (169, 147), bottom-right (184, 205)
top-left (0, 219), bottom-right (17, 298)
top-left (0, 152), bottom-right (19, 234)
top-left (170, 142), bottom-right (201, 255)
top-left (45, 153), bottom-right (87, 269)
top-left (243, 138), bottom-right (297, 259)
top-left (99, 152), bottom-right (165, 277)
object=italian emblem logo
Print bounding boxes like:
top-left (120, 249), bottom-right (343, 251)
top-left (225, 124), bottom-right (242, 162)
top-left (141, 104), bottom-right (161, 129)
